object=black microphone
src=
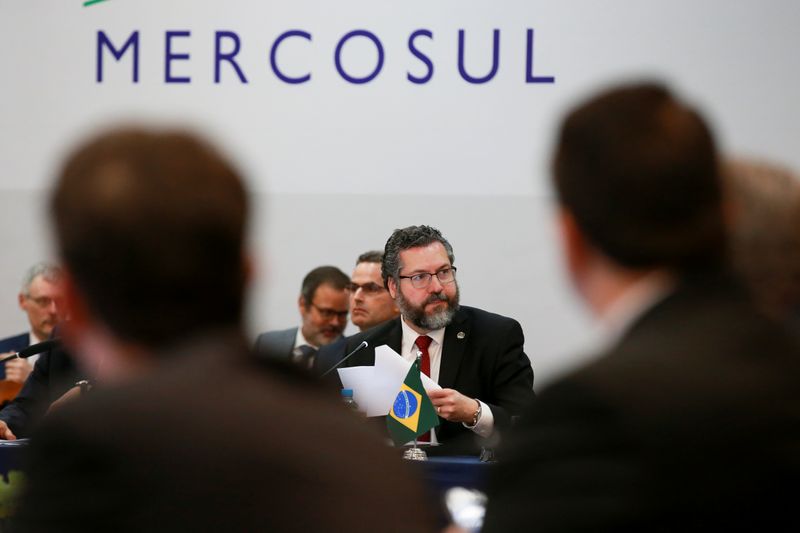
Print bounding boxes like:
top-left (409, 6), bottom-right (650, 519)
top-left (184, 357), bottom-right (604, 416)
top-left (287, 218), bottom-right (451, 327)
top-left (0, 339), bottom-right (61, 364)
top-left (321, 340), bottom-right (369, 377)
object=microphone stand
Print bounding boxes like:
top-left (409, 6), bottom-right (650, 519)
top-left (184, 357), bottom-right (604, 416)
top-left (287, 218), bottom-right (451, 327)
top-left (320, 341), bottom-right (369, 377)
top-left (0, 339), bottom-right (60, 364)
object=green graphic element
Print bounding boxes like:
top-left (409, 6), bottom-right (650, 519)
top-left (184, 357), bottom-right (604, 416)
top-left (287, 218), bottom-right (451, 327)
top-left (0, 470), bottom-right (26, 518)
top-left (83, 0), bottom-right (110, 6)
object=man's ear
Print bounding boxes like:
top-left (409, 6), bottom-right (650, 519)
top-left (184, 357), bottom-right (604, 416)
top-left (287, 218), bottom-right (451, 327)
top-left (242, 251), bottom-right (256, 287)
top-left (298, 295), bottom-right (307, 314)
top-left (17, 292), bottom-right (26, 311)
top-left (557, 207), bottom-right (590, 284)
top-left (59, 270), bottom-right (91, 346)
top-left (387, 277), bottom-right (398, 299)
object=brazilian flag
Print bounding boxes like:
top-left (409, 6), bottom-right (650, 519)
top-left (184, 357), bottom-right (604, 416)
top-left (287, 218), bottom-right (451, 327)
top-left (386, 359), bottom-right (439, 446)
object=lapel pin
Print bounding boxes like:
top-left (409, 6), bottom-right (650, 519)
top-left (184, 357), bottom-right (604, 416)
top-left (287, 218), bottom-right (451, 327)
top-left (457, 331), bottom-right (466, 339)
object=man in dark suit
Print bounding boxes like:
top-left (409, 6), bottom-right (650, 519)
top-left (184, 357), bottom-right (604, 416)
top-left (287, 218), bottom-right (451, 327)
top-left (0, 334), bottom-right (27, 358)
top-left (482, 83), bottom-right (800, 531)
top-left (0, 331), bottom-right (80, 439)
top-left (314, 250), bottom-right (400, 374)
top-left (14, 128), bottom-right (436, 532)
top-left (331, 225), bottom-right (534, 455)
top-left (254, 265), bottom-right (350, 367)
top-left (0, 262), bottom-right (64, 383)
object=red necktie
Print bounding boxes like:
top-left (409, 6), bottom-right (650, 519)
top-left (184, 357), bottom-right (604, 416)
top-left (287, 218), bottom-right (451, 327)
top-left (415, 335), bottom-right (433, 442)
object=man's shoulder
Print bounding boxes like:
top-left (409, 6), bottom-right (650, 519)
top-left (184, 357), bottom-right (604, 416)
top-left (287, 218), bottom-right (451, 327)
top-left (0, 332), bottom-right (29, 353)
top-left (24, 343), bottom-right (439, 532)
top-left (544, 276), bottom-right (800, 417)
top-left (42, 341), bottom-right (364, 448)
top-left (256, 327), bottom-right (297, 341)
top-left (456, 305), bottom-right (521, 330)
top-left (346, 318), bottom-right (400, 347)
top-left (254, 327), bottom-right (297, 356)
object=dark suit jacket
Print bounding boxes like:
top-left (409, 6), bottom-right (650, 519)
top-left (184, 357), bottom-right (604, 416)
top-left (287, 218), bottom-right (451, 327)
top-left (0, 332), bottom-right (29, 380)
top-left (254, 327), bottom-right (297, 360)
top-left (483, 273), bottom-right (800, 532)
top-left (329, 305), bottom-right (535, 454)
top-left (0, 339), bottom-right (80, 438)
top-left (15, 331), bottom-right (438, 532)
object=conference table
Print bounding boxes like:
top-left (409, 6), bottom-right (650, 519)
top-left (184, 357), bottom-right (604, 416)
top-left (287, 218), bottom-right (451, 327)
top-left (0, 440), bottom-right (27, 521)
top-left (1, 440), bottom-right (493, 490)
top-left (413, 455), bottom-right (492, 493)
top-left (0, 439), bottom-right (492, 529)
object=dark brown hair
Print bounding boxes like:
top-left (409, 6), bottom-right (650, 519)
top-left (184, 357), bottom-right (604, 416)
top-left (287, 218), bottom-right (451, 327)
top-left (554, 82), bottom-right (726, 272)
top-left (300, 266), bottom-right (350, 304)
top-left (51, 127), bottom-right (248, 348)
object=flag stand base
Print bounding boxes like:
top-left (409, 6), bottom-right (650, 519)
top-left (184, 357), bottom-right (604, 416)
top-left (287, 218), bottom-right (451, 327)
top-left (403, 446), bottom-right (428, 461)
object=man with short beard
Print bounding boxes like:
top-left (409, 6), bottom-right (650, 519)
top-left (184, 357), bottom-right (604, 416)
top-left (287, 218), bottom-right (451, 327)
top-left (337, 225), bottom-right (534, 455)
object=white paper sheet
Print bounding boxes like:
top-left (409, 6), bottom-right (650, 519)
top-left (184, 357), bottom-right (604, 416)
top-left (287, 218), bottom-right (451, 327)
top-left (338, 344), bottom-right (441, 417)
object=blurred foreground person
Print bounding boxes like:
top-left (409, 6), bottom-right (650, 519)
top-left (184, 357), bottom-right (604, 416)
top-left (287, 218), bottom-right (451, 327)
top-left (15, 128), bottom-right (436, 532)
top-left (724, 159), bottom-right (800, 322)
top-left (483, 83), bottom-right (800, 532)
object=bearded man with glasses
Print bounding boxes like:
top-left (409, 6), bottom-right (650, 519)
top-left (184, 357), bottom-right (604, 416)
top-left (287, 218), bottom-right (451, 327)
top-left (334, 225), bottom-right (535, 456)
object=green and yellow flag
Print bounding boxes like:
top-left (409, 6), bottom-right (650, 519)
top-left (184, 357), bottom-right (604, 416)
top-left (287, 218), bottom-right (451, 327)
top-left (386, 359), bottom-right (439, 446)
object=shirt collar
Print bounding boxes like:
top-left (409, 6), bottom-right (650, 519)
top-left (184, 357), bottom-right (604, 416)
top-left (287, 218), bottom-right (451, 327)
top-left (29, 331), bottom-right (43, 346)
top-left (400, 316), bottom-right (446, 347)
top-left (599, 270), bottom-right (675, 348)
top-left (294, 328), bottom-right (317, 350)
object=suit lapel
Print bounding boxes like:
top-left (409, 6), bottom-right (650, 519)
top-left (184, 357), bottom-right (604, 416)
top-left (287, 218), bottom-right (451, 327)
top-left (438, 308), bottom-right (470, 388)
top-left (358, 318), bottom-right (402, 365)
top-left (384, 319), bottom-right (403, 355)
top-left (285, 328), bottom-right (298, 359)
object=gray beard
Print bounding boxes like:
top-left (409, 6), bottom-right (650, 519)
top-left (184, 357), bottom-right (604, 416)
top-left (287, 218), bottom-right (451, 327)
top-left (396, 285), bottom-right (460, 331)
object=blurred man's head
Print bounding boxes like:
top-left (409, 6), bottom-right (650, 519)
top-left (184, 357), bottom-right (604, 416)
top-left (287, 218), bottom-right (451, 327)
top-left (18, 262), bottom-right (65, 341)
top-left (348, 251), bottom-right (399, 331)
top-left (724, 158), bottom-right (800, 319)
top-left (51, 128), bottom-right (249, 378)
top-left (553, 83), bottom-right (726, 312)
top-left (383, 225), bottom-right (459, 333)
top-left (298, 266), bottom-right (349, 347)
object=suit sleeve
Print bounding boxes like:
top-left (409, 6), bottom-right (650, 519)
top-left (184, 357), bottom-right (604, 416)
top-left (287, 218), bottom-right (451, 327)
top-left (482, 380), bottom-right (644, 532)
top-left (0, 341), bottom-right (79, 438)
top-left (0, 349), bottom-right (54, 437)
top-left (13, 414), bottom-right (122, 532)
top-left (484, 318), bottom-right (535, 429)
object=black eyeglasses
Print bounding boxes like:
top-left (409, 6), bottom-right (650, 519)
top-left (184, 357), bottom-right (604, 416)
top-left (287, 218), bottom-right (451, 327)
top-left (398, 267), bottom-right (457, 289)
top-left (347, 282), bottom-right (386, 295)
top-left (310, 303), bottom-right (349, 320)
top-left (25, 295), bottom-right (64, 308)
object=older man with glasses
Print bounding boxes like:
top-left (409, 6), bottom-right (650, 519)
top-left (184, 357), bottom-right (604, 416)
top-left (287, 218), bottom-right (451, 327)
top-left (333, 225), bottom-right (535, 455)
top-left (0, 262), bottom-right (66, 386)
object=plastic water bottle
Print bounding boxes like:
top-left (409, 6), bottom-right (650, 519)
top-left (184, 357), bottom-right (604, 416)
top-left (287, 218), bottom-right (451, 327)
top-left (341, 388), bottom-right (359, 412)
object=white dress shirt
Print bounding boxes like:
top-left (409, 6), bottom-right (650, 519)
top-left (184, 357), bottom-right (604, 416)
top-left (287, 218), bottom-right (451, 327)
top-left (27, 331), bottom-right (43, 366)
top-left (292, 328), bottom-right (316, 351)
top-left (399, 317), bottom-right (495, 441)
top-left (598, 271), bottom-right (676, 353)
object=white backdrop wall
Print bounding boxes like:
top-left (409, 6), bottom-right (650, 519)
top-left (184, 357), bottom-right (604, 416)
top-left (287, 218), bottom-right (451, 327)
top-left (1, 1), bottom-right (798, 387)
